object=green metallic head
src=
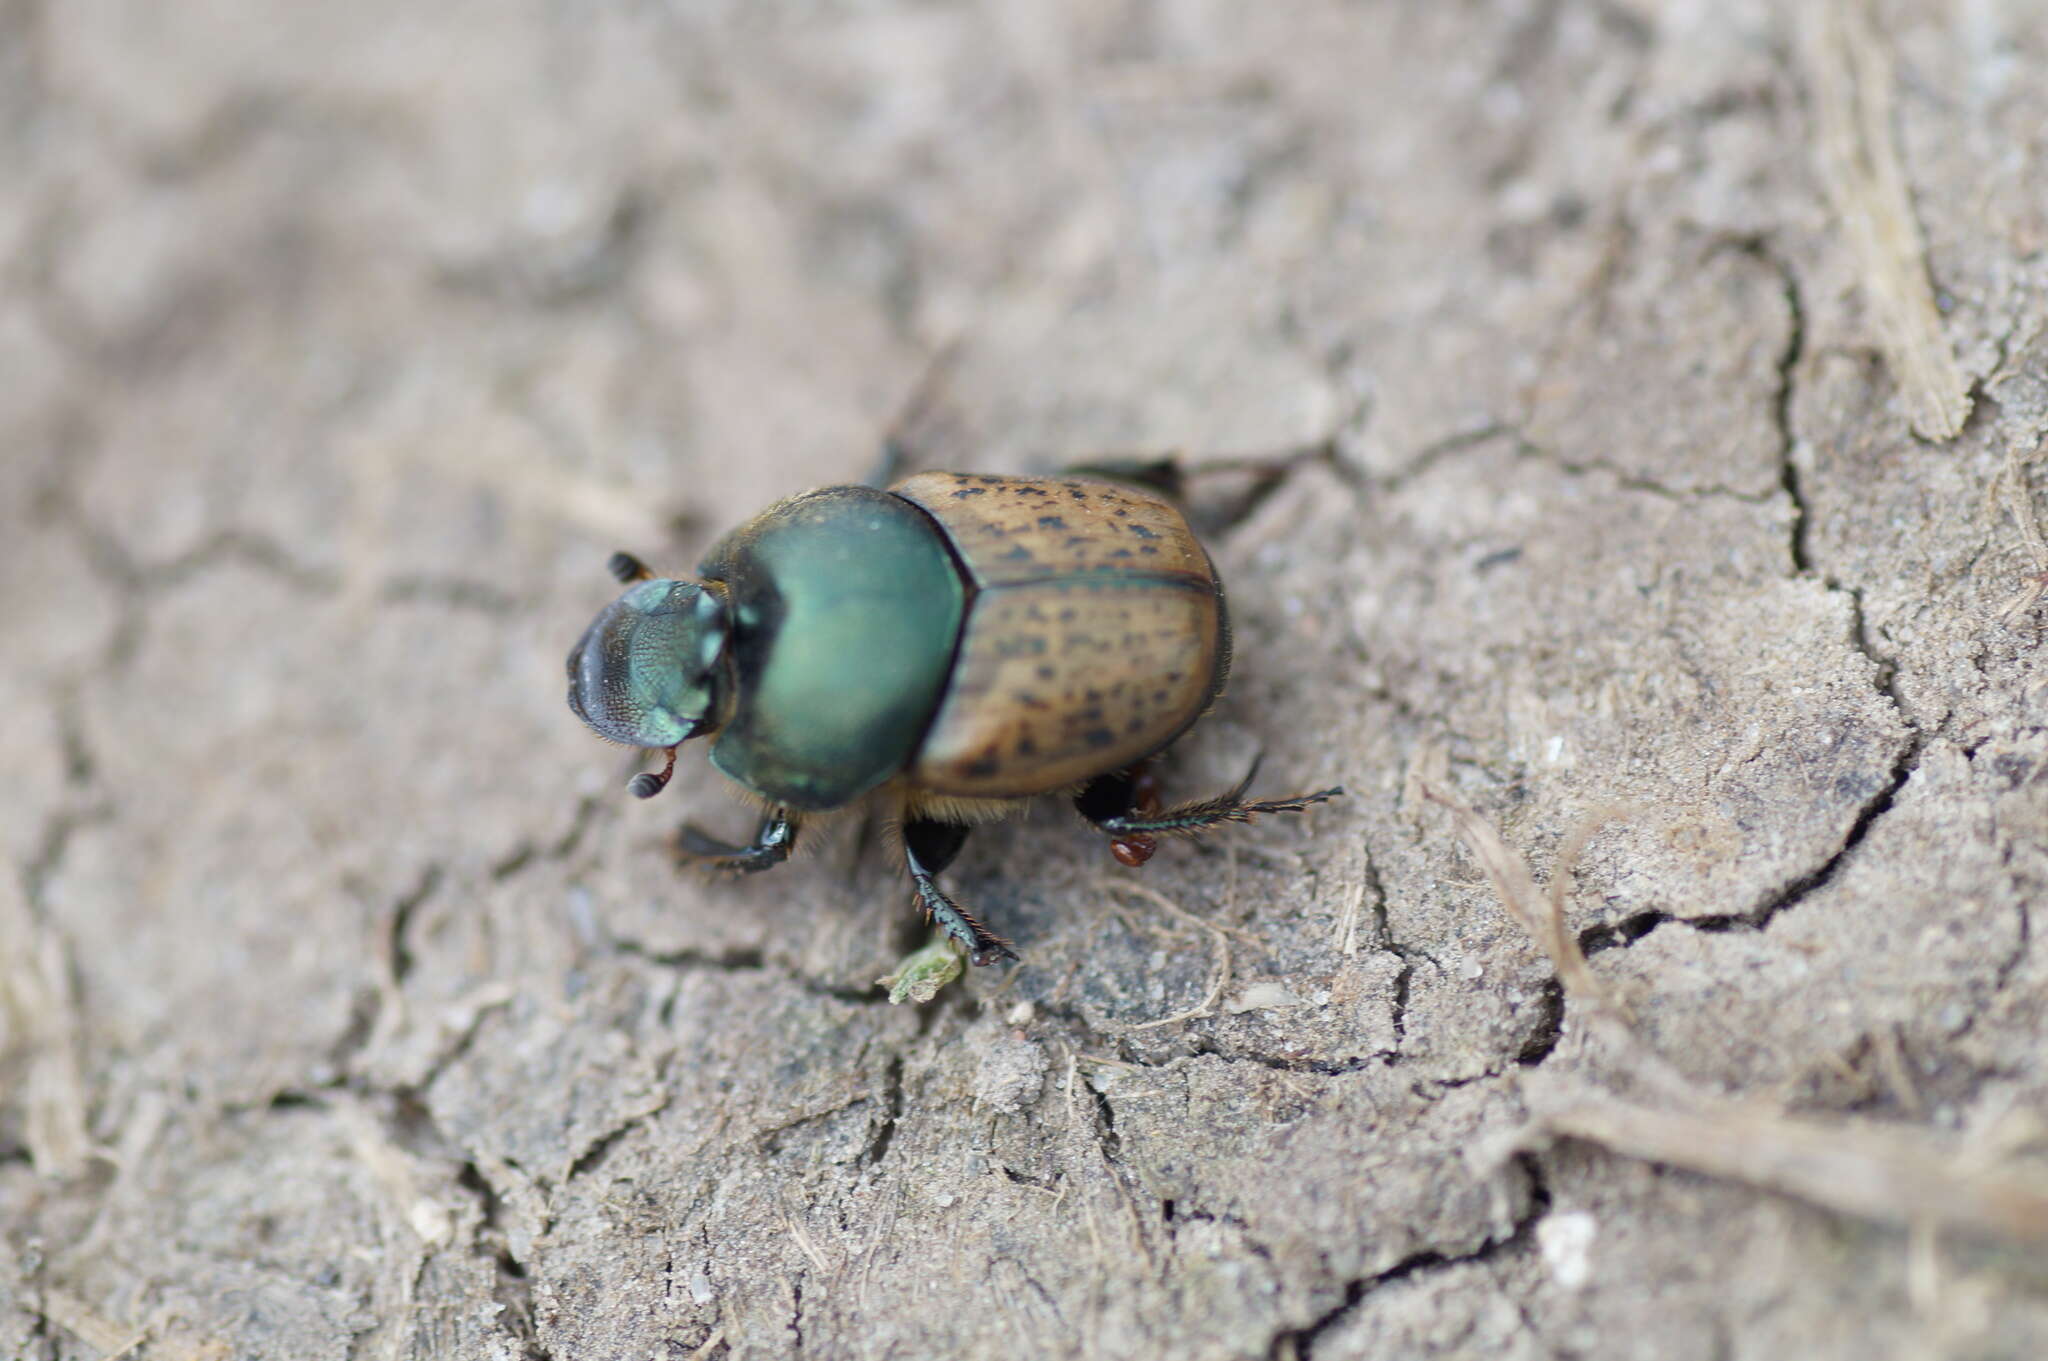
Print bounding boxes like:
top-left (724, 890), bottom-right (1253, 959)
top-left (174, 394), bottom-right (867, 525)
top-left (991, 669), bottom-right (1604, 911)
top-left (566, 557), bottom-right (731, 798)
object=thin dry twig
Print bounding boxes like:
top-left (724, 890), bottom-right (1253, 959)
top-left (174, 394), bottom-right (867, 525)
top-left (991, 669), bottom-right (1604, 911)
top-left (1416, 782), bottom-right (1614, 1018)
top-left (1332, 870), bottom-right (1367, 956)
top-left (1421, 782), bottom-right (1695, 1099)
top-left (1539, 1095), bottom-right (2048, 1243)
top-left (1422, 782), bottom-right (2048, 1245)
top-left (1100, 876), bottom-right (1262, 945)
top-left (1802, 0), bottom-right (1971, 441)
top-left (1093, 877), bottom-right (1240, 1032)
top-left (1992, 432), bottom-right (2048, 624)
top-left (780, 1197), bottom-right (833, 1277)
top-left (0, 875), bottom-right (100, 1180)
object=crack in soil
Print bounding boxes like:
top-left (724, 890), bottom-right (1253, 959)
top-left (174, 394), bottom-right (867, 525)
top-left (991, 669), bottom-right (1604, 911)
top-left (863, 1054), bottom-right (906, 1168)
top-left (491, 796), bottom-right (602, 884)
top-left (456, 1159), bottom-right (552, 1361)
top-left (379, 573), bottom-right (521, 615)
top-left (609, 934), bottom-right (894, 1010)
top-left (1561, 241), bottom-right (1924, 962)
top-left (1269, 1152), bottom-right (1553, 1360)
top-left (1703, 233), bottom-right (1810, 572)
top-left (388, 862), bottom-right (444, 988)
top-left (20, 799), bottom-right (113, 915)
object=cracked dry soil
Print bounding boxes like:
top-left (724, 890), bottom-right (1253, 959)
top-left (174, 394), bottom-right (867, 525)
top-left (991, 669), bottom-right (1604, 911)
top-left (5, 3), bottom-right (2048, 1359)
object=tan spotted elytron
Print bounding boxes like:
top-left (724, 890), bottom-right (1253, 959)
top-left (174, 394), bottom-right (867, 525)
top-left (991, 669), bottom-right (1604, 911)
top-left (890, 472), bottom-right (1228, 798)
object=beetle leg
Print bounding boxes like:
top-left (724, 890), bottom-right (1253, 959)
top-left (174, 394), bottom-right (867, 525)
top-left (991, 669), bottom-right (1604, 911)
top-left (677, 810), bottom-right (798, 874)
top-left (1058, 456), bottom-right (1187, 502)
top-left (1063, 444), bottom-right (1326, 533)
top-left (1082, 757), bottom-right (1343, 843)
top-left (1073, 764), bottom-right (1165, 866)
top-left (863, 342), bottom-right (965, 488)
top-left (902, 818), bottom-right (1017, 966)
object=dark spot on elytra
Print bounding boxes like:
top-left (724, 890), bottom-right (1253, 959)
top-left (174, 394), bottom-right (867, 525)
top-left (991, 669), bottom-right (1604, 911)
top-left (964, 749), bottom-right (1002, 776)
top-left (1036, 665), bottom-right (1056, 681)
top-left (1018, 736), bottom-right (1038, 756)
top-left (1037, 515), bottom-right (1068, 529)
top-left (1129, 523), bottom-right (1158, 539)
top-left (952, 487), bottom-right (988, 498)
top-left (1109, 548), bottom-right (1133, 559)
top-left (1139, 545), bottom-right (1159, 556)
top-left (1083, 728), bottom-right (1115, 749)
top-left (1000, 544), bottom-right (1035, 560)
top-left (1113, 508), bottom-right (1128, 517)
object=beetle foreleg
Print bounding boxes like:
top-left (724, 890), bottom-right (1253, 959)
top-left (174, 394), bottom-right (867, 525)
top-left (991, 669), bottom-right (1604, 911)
top-left (903, 819), bottom-right (1017, 966)
top-left (678, 810), bottom-right (798, 873)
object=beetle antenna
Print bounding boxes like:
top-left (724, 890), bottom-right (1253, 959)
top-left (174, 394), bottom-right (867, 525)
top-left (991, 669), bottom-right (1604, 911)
top-left (628, 747), bottom-right (678, 799)
top-left (608, 552), bottom-right (654, 584)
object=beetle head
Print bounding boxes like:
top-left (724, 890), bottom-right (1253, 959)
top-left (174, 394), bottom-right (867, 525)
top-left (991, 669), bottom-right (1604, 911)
top-left (566, 577), bottom-right (731, 797)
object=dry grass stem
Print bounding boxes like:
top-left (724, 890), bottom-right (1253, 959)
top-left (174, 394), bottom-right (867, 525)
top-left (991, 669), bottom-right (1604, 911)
top-left (1333, 872), bottom-right (1367, 955)
top-left (0, 876), bottom-right (99, 1180)
top-left (1540, 1095), bottom-right (2048, 1243)
top-left (1802, 0), bottom-right (1971, 441)
top-left (1427, 783), bottom-right (2048, 1246)
top-left (1416, 782), bottom-right (1614, 1018)
top-left (1094, 877), bottom-right (1240, 1031)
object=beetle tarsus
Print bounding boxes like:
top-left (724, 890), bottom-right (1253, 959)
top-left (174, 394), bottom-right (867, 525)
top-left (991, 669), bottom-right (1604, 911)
top-left (904, 820), bottom-right (1015, 965)
top-left (677, 812), bottom-right (797, 874)
top-left (909, 875), bottom-right (1017, 967)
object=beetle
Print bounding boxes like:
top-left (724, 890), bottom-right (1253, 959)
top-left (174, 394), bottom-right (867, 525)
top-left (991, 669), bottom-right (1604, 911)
top-left (566, 468), bottom-right (1341, 966)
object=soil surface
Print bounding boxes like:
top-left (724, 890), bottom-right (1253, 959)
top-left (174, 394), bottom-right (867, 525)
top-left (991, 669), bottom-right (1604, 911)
top-left (5, 3), bottom-right (2047, 1358)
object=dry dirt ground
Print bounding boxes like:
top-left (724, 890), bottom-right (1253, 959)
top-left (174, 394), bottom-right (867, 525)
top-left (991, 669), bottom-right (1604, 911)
top-left (5, 2), bottom-right (2048, 1358)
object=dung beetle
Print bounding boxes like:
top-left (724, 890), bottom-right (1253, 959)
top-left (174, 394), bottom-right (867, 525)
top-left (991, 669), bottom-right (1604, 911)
top-left (566, 468), bottom-right (1342, 965)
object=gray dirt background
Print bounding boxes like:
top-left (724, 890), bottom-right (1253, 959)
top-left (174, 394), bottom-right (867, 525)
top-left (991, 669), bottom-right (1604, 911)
top-left (5, 2), bottom-right (2048, 1358)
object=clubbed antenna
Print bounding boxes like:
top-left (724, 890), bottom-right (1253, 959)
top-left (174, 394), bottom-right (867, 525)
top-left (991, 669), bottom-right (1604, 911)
top-left (608, 552), bottom-right (654, 584)
top-left (628, 747), bottom-right (678, 799)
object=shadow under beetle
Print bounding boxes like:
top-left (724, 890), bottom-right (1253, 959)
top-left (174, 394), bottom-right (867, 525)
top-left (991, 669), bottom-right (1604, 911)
top-left (566, 464), bottom-right (1342, 965)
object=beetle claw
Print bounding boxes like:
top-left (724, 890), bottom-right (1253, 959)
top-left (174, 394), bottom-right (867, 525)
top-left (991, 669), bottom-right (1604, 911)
top-left (909, 875), bottom-right (1017, 966)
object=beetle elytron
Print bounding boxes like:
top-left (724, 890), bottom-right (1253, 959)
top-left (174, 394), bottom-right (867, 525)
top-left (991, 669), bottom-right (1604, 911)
top-left (567, 468), bottom-right (1341, 965)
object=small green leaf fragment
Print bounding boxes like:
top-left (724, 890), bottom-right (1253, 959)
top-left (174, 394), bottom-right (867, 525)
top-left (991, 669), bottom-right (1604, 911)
top-left (878, 933), bottom-right (964, 1004)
